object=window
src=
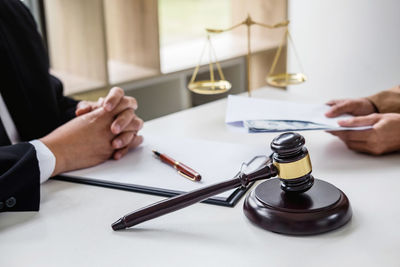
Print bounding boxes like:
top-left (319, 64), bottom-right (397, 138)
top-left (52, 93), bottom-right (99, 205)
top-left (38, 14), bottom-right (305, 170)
top-left (158, 0), bottom-right (232, 46)
top-left (41, 0), bottom-right (286, 95)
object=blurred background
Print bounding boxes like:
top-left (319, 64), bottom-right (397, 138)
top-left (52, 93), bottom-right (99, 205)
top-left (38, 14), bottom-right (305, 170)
top-left (287, 0), bottom-right (400, 99)
top-left (21, 0), bottom-right (400, 120)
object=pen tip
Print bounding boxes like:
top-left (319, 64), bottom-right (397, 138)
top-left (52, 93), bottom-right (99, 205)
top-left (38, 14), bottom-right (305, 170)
top-left (152, 150), bottom-right (161, 156)
top-left (111, 218), bottom-right (126, 231)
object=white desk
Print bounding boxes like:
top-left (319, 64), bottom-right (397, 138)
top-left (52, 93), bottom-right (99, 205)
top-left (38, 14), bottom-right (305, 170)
top-left (1, 87), bottom-right (400, 267)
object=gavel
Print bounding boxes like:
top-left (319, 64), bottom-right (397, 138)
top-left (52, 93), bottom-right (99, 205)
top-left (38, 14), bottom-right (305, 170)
top-left (112, 132), bottom-right (351, 235)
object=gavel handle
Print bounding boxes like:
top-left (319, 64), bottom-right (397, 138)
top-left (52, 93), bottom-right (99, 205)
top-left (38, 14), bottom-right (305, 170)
top-left (112, 164), bottom-right (277, 230)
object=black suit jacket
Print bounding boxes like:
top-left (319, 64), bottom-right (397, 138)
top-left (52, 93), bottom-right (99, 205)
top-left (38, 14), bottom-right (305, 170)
top-left (0, 0), bottom-right (78, 212)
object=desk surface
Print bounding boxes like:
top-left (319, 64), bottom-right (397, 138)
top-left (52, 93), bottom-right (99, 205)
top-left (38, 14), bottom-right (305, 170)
top-left (1, 88), bottom-right (400, 267)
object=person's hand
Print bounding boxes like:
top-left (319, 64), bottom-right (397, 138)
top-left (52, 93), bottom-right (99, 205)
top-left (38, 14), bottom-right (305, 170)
top-left (325, 98), bottom-right (377, 118)
top-left (75, 98), bottom-right (104, 116)
top-left (328, 113), bottom-right (400, 155)
top-left (75, 87), bottom-right (144, 159)
top-left (40, 106), bottom-right (143, 176)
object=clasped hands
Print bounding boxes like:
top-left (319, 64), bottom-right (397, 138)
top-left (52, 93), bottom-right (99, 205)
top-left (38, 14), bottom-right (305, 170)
top-left (41, 87), bottom-right (143, 176)
top-left (325, 96), bottom-right (400, 155)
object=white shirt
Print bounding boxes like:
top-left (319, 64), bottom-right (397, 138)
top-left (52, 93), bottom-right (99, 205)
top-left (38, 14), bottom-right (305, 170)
top-left (0, 93), bottom-right (55, 183)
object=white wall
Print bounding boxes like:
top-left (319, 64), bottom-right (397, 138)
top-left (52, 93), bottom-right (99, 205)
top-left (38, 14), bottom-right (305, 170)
top-left (287, 0), bottom-right (400, 100)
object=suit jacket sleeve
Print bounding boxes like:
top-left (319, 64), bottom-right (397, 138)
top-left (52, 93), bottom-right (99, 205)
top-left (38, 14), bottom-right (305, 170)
top-left (0, 143), bottom-right (40, 212)
top-left (367, 85), bottom-right (400, 113)
top-left (51, 74), bottom-right (78, 124)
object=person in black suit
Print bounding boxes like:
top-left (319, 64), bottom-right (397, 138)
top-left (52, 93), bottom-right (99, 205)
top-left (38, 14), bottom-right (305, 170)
top-left (0, 0), bottom-right (143, 212)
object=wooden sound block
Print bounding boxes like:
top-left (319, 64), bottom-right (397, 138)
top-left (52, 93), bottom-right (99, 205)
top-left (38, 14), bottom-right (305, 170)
top-left (243, 178), bottom-right (352, 235)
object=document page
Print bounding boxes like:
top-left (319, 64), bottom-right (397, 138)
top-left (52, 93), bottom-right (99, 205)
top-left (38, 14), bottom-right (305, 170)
top-left (64, 136), bottom-right (268, 200)
top-left (225, 95), bottom-right (371, 132)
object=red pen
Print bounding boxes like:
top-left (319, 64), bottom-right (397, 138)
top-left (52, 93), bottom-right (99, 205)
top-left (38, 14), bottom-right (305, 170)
top-left (152, 150), bottom-right (201, 181)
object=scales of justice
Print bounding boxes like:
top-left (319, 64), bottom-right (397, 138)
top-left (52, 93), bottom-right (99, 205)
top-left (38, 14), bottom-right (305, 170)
top-left (111, 16), bottom-right (352, 235)
top-left (187, 14), bottom-right (307, 96)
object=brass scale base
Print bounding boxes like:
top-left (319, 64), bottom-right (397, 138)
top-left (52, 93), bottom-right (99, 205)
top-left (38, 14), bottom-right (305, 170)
top-left (243, 178), bottom-right (352, 235)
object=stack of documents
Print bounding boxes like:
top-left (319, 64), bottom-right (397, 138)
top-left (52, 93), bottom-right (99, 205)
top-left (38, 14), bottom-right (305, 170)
top-left (225, 95), bottom-right (371, 132)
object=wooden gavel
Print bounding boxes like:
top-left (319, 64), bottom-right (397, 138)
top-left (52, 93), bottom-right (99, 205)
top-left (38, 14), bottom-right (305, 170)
top-left (112, 132), bottom-right (316, 231)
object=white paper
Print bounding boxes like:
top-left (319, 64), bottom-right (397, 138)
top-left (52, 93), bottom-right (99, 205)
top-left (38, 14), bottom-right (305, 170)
top-left (64, 136), bottom-right (269, 200)
top-left (225, 95), bottom-right (371, 131)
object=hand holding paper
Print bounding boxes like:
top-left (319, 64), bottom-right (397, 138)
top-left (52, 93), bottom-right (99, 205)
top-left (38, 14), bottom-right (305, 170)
top-left (225, 95), bottom-right (372, 132)
top-left (325, 98), bottom-right (377, 118)
top-left (328, 112), bottom-right (400, 155)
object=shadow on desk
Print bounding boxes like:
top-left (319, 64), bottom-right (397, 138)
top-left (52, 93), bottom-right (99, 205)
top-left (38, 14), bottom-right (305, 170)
top-left (0, 212), bottom-right (39, 232)
top-left (314, 139), bottom-right (400, 173)
top-left (114, 225), bottom-right (240, 245)
top-left (40, 179), bottom-right (81, 204)
top-left (0, 181), bottom-right (78, 232)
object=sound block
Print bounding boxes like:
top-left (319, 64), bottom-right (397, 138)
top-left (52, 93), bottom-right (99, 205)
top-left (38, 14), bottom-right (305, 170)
top-left (243, 178), bottom-right (352, 235)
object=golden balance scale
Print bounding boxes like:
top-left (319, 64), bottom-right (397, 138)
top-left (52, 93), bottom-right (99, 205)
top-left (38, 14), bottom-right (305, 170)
top-left (187, 15), bottom-right (307, 96)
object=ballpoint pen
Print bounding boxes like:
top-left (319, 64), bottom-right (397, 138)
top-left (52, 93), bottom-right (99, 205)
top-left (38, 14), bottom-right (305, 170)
top-left (152, 150), bottom-right (201, 181)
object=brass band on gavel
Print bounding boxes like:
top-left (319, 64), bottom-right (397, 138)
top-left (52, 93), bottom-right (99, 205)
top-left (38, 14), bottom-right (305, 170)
top-left (273, 154), bottom-right (312, 180)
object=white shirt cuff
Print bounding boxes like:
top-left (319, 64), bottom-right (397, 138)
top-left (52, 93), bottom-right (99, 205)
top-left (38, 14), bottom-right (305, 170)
top-left (29, 140), bottom-right (56, 184)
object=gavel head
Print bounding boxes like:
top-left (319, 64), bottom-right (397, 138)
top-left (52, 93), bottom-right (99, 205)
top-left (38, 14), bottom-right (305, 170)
top-left (271, 132), bottom-right (314, 193)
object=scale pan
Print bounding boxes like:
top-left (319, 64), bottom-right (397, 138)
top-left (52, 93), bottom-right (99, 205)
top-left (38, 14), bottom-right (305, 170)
top-left (188, 80), bottom-right (232, 95)
top-left (266, 73), bottom-right (307, 87)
